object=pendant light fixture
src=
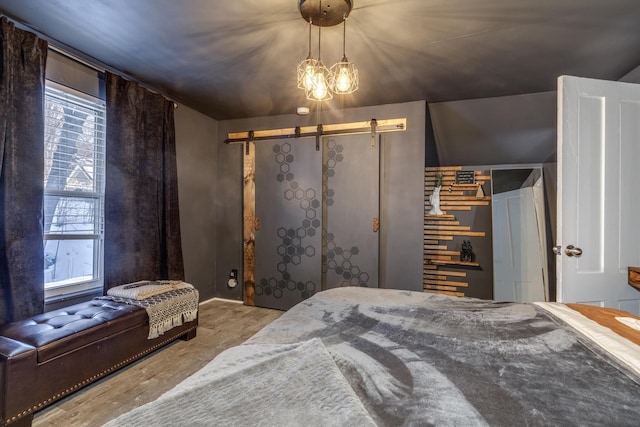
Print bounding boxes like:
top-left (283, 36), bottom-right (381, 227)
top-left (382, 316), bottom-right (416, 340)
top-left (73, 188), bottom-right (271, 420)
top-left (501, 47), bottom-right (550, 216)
top-left (306, 24), bottom-right (332, 101)
top-left (297, 0), bottom-right (358, 101)
top-left (296, 19), bottom-right (318, 90)
top-left (330, 16), bottom-right (358, 94)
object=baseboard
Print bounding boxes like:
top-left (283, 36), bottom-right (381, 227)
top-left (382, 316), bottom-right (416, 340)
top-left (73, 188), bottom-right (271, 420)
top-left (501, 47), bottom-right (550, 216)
top-left (200, 297), bottom-right (244, 306)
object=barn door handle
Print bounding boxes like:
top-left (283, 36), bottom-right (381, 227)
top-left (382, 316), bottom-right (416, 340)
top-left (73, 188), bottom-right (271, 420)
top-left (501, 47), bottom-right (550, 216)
top-left (565, 245), bottom-right (583, 257)
top-left (373, 217), bottom-right (380, 232)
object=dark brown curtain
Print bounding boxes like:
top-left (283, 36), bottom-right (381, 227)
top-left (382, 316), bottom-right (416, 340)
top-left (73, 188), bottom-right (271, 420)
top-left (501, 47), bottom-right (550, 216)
top-left (0, 17), bottom-right (47, 323)
top-left (104, 72), bottom-right (184, 291)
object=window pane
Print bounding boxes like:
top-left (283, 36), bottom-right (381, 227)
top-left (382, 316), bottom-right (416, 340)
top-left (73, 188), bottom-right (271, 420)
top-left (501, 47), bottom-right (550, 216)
top-left (44, 86), bottom-right (105, 194)
top-left (44, 239), bottom-right (96, 287)
top-left (44, 195), bottom-right (102, 235)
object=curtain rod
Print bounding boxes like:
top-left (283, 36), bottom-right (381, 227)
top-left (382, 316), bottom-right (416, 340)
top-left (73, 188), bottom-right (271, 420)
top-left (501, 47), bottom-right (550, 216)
top-left (48, 44), bottom-right (105, 74)
top-left (47, 44), bottom-right (179, 108)
top-left (4, 14), bottom-right (109, 74)
top-left (2, 13), bottom-right (178, 106)
top-left (224, 118), bottom-right (407, 145)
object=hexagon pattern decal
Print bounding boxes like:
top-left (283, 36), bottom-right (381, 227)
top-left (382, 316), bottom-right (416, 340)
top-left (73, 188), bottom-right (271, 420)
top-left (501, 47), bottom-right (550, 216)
top-left (322, 139), bottom-right (371, 287)
top-left (257, 139), bottom-right (371, 299)
top-left (256, 142), bottom-right (319, 300)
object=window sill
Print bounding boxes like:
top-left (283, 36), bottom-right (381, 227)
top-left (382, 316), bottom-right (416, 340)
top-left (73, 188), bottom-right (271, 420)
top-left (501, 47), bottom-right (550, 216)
top-left (45, 288), bottom-right (103, 312)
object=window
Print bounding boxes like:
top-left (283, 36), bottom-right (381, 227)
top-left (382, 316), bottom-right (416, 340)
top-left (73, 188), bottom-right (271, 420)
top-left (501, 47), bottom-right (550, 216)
top-left (44, 81), bottom-right (106, 298)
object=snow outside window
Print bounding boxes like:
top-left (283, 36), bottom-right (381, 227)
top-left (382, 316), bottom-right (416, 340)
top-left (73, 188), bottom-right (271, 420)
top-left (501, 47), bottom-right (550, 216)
top-left (44, 81), bottom-right (106, 297)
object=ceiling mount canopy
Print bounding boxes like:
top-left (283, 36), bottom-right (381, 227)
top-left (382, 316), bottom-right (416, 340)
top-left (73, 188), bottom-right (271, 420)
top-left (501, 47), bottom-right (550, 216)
top-left (298, 0), bottom-right (352, 27)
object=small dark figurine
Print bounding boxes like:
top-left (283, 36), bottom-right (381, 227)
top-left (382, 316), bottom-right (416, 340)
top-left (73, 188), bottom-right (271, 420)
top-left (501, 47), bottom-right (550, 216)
top-left (460, 240), bottom-right (475, 262)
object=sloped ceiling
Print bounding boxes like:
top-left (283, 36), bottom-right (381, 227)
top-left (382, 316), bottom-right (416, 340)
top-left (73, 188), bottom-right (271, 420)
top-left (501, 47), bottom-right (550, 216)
top-left (429, 91), bottom-right (557, 166)
top-left (1, 0), bottom-right (640, 122)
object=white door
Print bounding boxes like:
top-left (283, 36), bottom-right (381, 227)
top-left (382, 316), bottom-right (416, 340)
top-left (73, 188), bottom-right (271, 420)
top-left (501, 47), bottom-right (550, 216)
top-left (557, 75), bottom-right (640, 315)
top-left (493, 187), bottom-right (546, 303)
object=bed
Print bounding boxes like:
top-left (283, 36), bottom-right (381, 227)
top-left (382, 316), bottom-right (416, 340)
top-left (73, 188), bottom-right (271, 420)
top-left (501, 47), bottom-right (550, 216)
top-left (104, 287), bottom-right (640, 426)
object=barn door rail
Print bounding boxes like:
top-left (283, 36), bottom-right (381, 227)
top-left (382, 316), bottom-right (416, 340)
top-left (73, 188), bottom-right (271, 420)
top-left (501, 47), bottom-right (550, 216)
top-left (225, 118), bottom-right (406, 146)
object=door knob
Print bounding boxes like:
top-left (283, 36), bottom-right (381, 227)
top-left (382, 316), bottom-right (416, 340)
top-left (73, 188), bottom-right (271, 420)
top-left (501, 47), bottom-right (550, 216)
top-left (565, 245), bottom-right (583, 257)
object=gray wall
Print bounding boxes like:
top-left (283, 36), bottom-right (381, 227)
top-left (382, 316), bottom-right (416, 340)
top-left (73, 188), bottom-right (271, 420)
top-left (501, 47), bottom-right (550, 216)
top-left (216, 101), bottom-right (426, 300)
top-left (175, 104), bottom-right (219, 301)
top-left (453, 167), bottom-right (493, 300)
top-left (175, 93), bottom-right (560, 303)
top-left (429, 92), bottom-right (557, 167)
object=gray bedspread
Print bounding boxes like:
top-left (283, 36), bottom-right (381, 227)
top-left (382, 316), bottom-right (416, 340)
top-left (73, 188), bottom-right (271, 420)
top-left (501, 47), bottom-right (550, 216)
top-left (106, 288), bottom-right (640, 426)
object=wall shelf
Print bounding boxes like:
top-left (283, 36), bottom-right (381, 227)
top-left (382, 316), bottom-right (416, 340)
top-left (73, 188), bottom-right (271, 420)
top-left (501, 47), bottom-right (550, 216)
top-left (423, 167), bottom-right (490, 297)
top-left (427, 260), bottom-right (480, 267)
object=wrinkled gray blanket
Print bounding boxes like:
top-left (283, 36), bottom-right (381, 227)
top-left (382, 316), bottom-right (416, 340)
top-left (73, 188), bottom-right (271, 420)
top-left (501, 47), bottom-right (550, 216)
top-left (106, 288), bottom-right (640, 426)
top-left (104, 338), bottom-right (375, 426)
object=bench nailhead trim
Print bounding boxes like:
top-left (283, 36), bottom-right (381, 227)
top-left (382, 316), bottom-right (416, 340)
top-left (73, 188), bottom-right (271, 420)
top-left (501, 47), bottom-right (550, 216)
top-left (2, 325), bottom-right (196, 425)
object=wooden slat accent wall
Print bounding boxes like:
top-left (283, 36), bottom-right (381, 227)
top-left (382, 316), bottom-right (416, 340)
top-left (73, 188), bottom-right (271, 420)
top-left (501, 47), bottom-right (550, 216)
top-left (423, 167), bottom-right (490, 297)
top-left (243, 142), bottom-right (256, 305)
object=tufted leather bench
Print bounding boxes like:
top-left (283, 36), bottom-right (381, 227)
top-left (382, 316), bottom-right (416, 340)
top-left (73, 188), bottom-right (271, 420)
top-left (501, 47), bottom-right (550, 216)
top-left (0, 299), bottom-right (197, 426)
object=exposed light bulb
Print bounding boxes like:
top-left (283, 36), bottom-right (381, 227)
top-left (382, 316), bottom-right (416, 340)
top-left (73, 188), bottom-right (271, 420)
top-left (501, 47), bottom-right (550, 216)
top-left (312, 72), bottom-right (329, 100)
top-left (335, 66), bottom-right (351, 93)
top-left (304, 64), bottom-right (315, 90)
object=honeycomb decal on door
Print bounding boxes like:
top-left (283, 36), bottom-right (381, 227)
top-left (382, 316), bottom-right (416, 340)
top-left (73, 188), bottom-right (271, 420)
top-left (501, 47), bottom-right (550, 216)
top-left (256, 142), bottom-right (319, 300)
top-left (322, 139), bottom-right (371, 287)
top-left (323, 232), bottom-right (370, 286)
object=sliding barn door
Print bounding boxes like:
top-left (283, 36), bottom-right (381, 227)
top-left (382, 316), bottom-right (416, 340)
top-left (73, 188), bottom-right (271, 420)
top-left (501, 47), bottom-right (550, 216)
top-left (322, 134), bottom-right (379, 288)
top-left (254, 138), bottom-right (322, 310)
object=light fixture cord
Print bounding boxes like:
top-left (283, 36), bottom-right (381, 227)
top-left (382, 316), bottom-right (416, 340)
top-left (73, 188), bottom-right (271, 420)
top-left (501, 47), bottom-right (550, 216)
top-left (318, 24), bottom-right (322, 62)
top-left (342, 16), bottom-right (347, 56)
top-left (307, 18), bottom-right (312, 58)
top-left (318, 0), bottom-right (322, 61)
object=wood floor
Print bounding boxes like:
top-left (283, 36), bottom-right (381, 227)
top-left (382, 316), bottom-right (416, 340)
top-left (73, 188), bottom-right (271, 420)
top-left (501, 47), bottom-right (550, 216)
top-left (33, 299), bottom-right (283, 427)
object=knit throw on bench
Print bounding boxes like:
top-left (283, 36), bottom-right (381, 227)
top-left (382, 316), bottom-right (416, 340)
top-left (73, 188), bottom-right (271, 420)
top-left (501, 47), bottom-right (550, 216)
top-left (98, 281), bottom-right (199, 339)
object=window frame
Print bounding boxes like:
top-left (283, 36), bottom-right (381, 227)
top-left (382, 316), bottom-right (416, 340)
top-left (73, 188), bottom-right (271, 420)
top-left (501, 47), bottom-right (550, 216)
top-left (43, 80), bottom-right (106, 299)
